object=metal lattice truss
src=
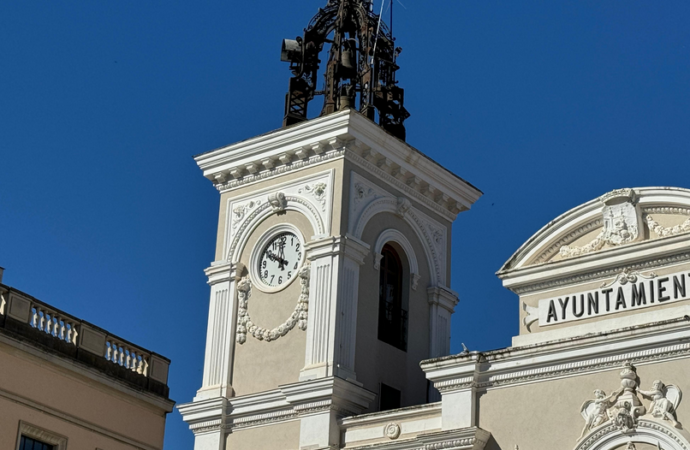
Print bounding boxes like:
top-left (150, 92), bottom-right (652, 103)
top-left (281, 0), bottom-right (410, 140)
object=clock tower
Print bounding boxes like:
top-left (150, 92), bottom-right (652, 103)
top-left (178, 2), bottom-right (482, 450)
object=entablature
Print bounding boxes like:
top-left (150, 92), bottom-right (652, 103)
top-left (194, 110), bottom-right (482, 222)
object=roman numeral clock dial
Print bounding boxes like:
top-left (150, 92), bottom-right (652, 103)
top-left (258, 231), bottom-right (303, 289)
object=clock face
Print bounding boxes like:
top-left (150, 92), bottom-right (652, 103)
top-left (257, 231), bottom-right (303, 289)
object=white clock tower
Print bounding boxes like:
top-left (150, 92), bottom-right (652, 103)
top-left (178, 2), bottom-right (482, 449)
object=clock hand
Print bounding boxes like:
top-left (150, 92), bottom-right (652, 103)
top-left (266, 250), bottom-right (289, 268)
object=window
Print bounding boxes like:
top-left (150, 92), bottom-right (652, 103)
top-left (15, 422), bottom-right (67, 450)
top-left (19, 436), bottom-right (54, 450)
top-left (380, 383), bottom-right (402, 411)
top-left (377, 244), bottom-right (408, 351)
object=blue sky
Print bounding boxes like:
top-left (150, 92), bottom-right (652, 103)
top-left (1, 1), bottom-right (689, 448)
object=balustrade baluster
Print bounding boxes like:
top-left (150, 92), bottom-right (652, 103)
top-left (39, 309), bottom-right (45, 331)
top-left (31, 308), bottom-right (38, 328)
top-left (47, 315), bottom-right (54, 336)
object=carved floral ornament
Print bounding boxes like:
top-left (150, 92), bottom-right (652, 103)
top-left (559, 189), bottom-right (690, 260)
top-left (236, 264), bottom-right (311, 344)
top-left (577, 362), bottom-right (685, 449)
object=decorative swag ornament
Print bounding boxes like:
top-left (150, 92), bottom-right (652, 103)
top-left (236, 264), bottom-right (311, 344)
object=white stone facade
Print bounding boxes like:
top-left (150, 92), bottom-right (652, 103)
top-left (179, 110), bottom-right (690, 450)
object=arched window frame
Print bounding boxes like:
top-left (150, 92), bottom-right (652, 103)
top-left (374, 229), bottom-right (421, 291)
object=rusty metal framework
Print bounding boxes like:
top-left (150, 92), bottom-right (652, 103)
top-left (281, 0), bottom-right (410, 140)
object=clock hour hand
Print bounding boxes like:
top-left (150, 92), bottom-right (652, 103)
top-left (266, 250), bottom-right (289, 269)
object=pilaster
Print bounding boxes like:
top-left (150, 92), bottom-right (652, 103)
top-left (282, 377), bottom-right (375, 450)
top-left (301, 236), bottom-right (370, 382)
top-left (424, 353), bottom-right (480, 431)
top-left (427, 286), bottom-right (459, 359)
top-left (196, 262), bottom-right (244, 401)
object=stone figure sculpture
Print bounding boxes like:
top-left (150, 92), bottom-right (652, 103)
top-left (577, 362), bottom-right (685, 443)
top-left (639, 380), bottom-right (683, 427)
top-left (579, 389), bottom-right (623, 440)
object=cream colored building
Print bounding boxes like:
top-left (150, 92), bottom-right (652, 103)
top-left (0, 269), bottom-right (174, 450)
top-left (179, 106), bottom-right (690, 450)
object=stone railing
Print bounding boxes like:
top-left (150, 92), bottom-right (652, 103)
top-left (0, 284), bottom-right (170, 398)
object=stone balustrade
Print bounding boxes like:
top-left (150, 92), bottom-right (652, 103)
top-left (0, 283), bottom-right (170, 398)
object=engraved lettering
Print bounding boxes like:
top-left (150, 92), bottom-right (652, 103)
top-left (631, 283), bottom-right (646, 307)
top-left (587, 292), bottom-right (599, 316)
top-left (558, 297), bottom-right (570, 321)
top-left (547, 300), bottom-right (558, 323)
top-left (673, 274), bottom-right (686, 299)
top-left (615, 287), bottom-right (627, 310)
top-left (658, 277), bottom-right (671, 302)
top-left (602, 288), bottom-right (613, 312)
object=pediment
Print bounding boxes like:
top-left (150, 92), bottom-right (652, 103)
top-left (500, 187), bottom-right (690, 273)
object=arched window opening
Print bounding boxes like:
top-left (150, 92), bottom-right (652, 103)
top-left (378, 244), bottom-right (408, 351)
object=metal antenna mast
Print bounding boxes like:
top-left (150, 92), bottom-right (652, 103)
top-left (280, 0), bottom-right (409, 141)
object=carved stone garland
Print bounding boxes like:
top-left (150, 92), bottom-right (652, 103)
top-left (236, 265), bottom-right (311, 344)
top-left (646, 215), bottom-right (690, 238)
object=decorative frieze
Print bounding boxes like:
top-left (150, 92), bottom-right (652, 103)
top-left (647, 215), bottom-right (690, 238)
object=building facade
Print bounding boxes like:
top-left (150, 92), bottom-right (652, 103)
top-left (180, 120), bottom-right (690, 449)
top-left (0, 271), bottom-right (174, 450)
top-left (178, 2), bottom-right (690, 449)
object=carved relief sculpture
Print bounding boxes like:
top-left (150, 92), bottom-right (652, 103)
top-left (354, 182), bottom-right (375, 204)
top-left (561, 189), bottom-right (643, 258)
top-left (639, 381), bottom-right (683, 428)
top-left (646, 215), bottom-right (690, 238)
top-left (577, 362), bottom-right (685, 444)
top-left (268, 192), bottom-right (288, 212)
top-left (580, 389), bottom-right (623, 440)
top-left (396, 197), bottom-right (411, 218)
top-left (299, 183), bottom-right (328, 211)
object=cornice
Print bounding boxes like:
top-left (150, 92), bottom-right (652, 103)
top-left (345, 427), bottom-right (490, 450)
top-left (422, 319), bottom-right (690, 392)
top-left (195, 111), bottom-right (481, 221)
top-left (500, 233), bottom-right (690, 295)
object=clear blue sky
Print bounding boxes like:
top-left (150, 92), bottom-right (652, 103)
top-left (1, 1), bottom-right (689, 448)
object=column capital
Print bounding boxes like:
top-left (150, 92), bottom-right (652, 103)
top-left (305, 235), bottom-right (370, 264)
top-left (427, 285), bottom-right (459, 313)
top-left (204, 262), bottom-right (245, 285)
